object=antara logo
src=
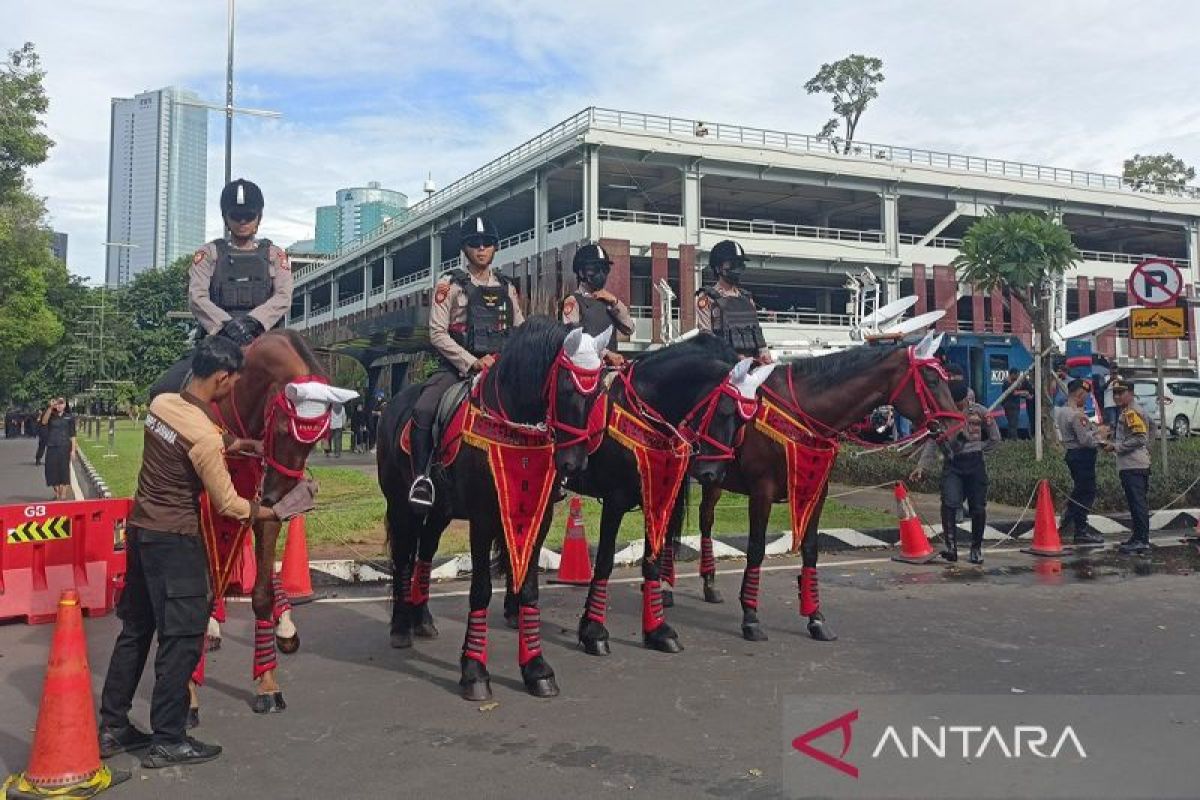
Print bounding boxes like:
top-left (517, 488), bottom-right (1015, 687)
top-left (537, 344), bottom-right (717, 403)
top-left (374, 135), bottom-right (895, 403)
top-left (792, 710), bottom-right (1087, 778)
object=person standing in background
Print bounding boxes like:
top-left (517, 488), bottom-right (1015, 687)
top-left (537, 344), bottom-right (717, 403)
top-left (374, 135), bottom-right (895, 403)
top-left (41, 398), bottom-right (75, 500)
top-left (325, 403), bottom-right (345, 458)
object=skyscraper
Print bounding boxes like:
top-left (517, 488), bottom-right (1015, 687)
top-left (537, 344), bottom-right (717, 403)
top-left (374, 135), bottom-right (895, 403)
top-left (313, 182), bottom-right (408, 254)
top-left (105, 86), bottom-right (208, 285)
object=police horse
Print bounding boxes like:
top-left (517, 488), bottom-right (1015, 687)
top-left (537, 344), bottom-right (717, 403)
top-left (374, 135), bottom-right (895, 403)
top-left (378, 318), bottom-right (609, 699)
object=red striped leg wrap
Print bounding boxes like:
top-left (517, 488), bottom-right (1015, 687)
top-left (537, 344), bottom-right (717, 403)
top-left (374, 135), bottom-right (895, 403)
top-left (660, 542), bottom-right (676, 587)
top-left (397, 562), bottom-right (413, 605)
top-left (517, 605), bottom-right (543, 666)
top-left (191, 649), bottom-right (206, 687)
top-left (271, 572), bottom-right (292, 622)
top-left (642, 580), bottom-right (666, 634)
top-left (410, 559), bottom-right (433, 606)
top-left (799, 567), bottom-right (820, 617)
top-left (740, 566), bottom-right (762, 611)
top-left (211, 594), bottom-right (227, 624)
top-left (700, 535), bottom-right (716, 577)
top-left (585, 579), bottom-right (608, 625)
top-left (462, 609), bottom-right (488, 665)
top-left (253, 618), bottom-right (277, 679)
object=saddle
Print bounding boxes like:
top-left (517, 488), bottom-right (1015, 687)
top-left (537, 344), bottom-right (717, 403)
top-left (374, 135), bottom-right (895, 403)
top-left (400, 379), bottom-right (472, 468)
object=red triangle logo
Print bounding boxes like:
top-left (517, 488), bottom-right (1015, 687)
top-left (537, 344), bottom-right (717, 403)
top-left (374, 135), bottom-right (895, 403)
top-left (791, 709), bottom-right (859, 778)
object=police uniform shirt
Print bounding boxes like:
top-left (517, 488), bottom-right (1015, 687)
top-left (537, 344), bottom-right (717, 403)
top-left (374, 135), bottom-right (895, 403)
top-left (561, 289), bottom-right (634, 335)
top-left (694, 283), bottom-right (770, 359)
top-left (429, 269), bottom-right (525, 376)
top-left (189, 239), bottom-right (293, 335)
top-left (1056, 404), bottom-right (1102, 450)
top-left (1113, 405), bottom-right (1153, 471)
top-left (918, 403), bottom-right (1001, 471)
top-left (130, 392), bottom-right (254, 535)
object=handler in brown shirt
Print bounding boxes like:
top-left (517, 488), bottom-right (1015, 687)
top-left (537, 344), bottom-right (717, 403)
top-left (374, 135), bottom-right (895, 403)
top-left (100, 336), bottom-right (277, 769)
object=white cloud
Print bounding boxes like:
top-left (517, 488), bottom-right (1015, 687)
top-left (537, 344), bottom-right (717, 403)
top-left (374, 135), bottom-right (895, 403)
top-left (7, 0), bottom-right (1200, 282)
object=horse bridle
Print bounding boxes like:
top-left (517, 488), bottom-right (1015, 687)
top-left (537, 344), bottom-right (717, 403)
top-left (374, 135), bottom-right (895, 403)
top-left (476, 348), bottom-right (604, 448)
top-left (225, 374), bottom-right (331, 480)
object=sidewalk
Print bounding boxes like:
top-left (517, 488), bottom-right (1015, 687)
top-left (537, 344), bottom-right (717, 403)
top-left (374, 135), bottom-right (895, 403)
top-left (0, 437), bottom-right (78, 505)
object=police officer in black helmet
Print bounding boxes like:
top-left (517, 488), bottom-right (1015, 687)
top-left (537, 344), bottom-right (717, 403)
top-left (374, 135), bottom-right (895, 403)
top-left (695, 239), bottom-right (773, 362)
top-left (560, 243), bottom-right (632, 366)
top-left (407, 216), bottom-right (525, 512)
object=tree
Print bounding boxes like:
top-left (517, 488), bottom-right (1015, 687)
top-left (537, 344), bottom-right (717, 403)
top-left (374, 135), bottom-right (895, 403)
top-left (952, 212), bottom-right (1081, 453)
top-left (0, 43), bottom-right (53, 201)
top-left (1122, 153), bottom-right (1195, 192)
top-left (803, 54), bottom-right (884, 155)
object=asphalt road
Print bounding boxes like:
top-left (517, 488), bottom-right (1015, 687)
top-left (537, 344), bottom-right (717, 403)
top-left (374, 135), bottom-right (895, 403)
top-left (1, 543), bottom-right (1198, 799)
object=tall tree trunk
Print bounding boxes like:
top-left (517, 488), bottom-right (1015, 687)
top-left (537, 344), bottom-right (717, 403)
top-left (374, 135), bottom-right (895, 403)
top-left (1030, 309), bottom-right (1061, 456)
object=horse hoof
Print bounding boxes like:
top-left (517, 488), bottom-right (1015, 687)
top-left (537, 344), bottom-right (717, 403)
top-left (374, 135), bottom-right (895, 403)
top-left (504, 614), bottom-right (519, 630)
top-left (461, 679), bottom-right (493, 702)
top-left (187, 708), bottom-right (200, 730)
top-left (661, 589), bottom-right (674, 608)
top-left (526, 676), bottom-right (560, 698)
top-left (808, 620), bottom-right (838, 642)
top-left (276, 634), bottom-right (300, 655)
top-left (390, 631), bottom-right (413, 649)
top-left (252, 692), bottom-right (287, 714)
top-left (703, 585), bottom-right (724, 604)
top-left (742, 623), bottom-right (769, 642)
top-left (644, 631), bottom-right (684, 654)
top-left (205, 637), bottom-right (221, 653)
top-left (413, 622), bottom-right (439, 639)
top-left (579, 637), bottom-right (610, 657)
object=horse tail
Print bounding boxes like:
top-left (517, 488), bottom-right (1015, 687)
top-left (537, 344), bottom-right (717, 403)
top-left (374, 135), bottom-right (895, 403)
top-left (667, 477), bottom-right (691, 554)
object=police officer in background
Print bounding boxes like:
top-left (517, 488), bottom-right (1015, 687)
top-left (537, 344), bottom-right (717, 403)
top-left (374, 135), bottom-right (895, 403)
top-left (695, 239), bottom-right (773, 362)
top-left (1056, 378), bottom-right (1107, 545)
top-left (911, 382), bottom-right (1001, 564)
top-left (408, 216), bottom-right (524, 511)
top-left (560, 243), bottom-right (631, 365)
top-left (1105, 379), bottom-right (1153, 554)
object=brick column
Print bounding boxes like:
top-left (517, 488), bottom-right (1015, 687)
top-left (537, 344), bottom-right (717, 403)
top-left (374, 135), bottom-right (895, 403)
top-left (1010, 294), bottom-right (1032, 348)
top-left (933, 265), bottom-right (956, 332)
top-left (650, 242), bottom-right (668, 343)
top-left (1076, 276), bottom-right (1090, 319)
top-left (600, 238), bottom-right (631, 345)
top-left (912, 264), bottom-right (928, 314)
top-left (679, 244), bottom-right (697, 331)
top-left (971, 288), bottom-right (985, 333)
top-left (990, 289), bottom-right (1006, 334)
top-left (1095, 277), bottom-right (1115, 357)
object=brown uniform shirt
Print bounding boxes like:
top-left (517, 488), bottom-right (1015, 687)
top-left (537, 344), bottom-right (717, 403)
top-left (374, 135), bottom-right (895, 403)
top-left (189, 239), bottom-right (293, 335)
top-left (694, 282), bottom-right (771, 360)
top-left (429, 269), bottom-right (525, 376)
top-left (129, 392), bottom-right (254, 535)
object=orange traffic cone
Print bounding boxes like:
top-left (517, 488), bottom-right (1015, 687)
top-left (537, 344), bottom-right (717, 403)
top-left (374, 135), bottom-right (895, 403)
top-left (280, 516), bottom-right (314, 604)
top-left (891, 482), bottom-right (939, 564)
top-left (3, 590), bottom-right (129, 798)
top-left (1021, 480), bottom-right (1068, 557)
top-left (550, 497), bottom-right (592, 585)
top-left (1033, 558), bottom-right (1064, 586)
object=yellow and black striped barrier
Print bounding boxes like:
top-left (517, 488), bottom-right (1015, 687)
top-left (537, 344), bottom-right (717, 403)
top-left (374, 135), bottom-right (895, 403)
top-left (6, 517), bottom-right (71, 544)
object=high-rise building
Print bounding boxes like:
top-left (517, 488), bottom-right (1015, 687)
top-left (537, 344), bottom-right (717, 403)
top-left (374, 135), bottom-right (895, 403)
top-left (49, 231), bottom-right (68, 263)
top-left (105, 86), bottom-right (208, 285)
top-left (312, 182), bottom-right (407, 254)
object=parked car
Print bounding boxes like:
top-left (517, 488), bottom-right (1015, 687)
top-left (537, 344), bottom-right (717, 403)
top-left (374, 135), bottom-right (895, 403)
top-left (1130, 379), bottom-right (1200, 436)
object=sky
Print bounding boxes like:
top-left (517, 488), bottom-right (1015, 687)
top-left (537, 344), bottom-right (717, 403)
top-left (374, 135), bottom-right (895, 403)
top-left (8, 0), bottom-right (1200, 283)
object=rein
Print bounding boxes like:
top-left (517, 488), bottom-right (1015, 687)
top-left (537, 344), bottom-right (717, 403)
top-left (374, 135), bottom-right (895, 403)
top-left (217, 372), bottom-right (331, 480)
top-left (474, 348), bottom-right (603, 448)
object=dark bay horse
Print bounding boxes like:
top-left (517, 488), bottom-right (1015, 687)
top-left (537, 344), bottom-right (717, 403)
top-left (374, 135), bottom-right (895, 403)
top-left (690, 335), bottom-right (962, 642)
top-left (378, 318), bottom-right (608, 700)
top-left (570, 333), bottom-right (775, 656)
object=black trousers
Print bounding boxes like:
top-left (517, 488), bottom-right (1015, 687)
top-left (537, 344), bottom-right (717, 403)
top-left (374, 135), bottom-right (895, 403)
top-left (941, 453), bottom-right (988, 543)
top-left (1003, 405), bottom-right (1022, 440)
top-left (100, 528), bottom-right (211, 745)
top-left (35, 432), bottom-right (46, 463)
top-left (411, 368), bottom-right (461, 430)
top-left (1063, 448), bottom-right (1098, 534)
top-left (1119, 469), bottom-right (1151, 544)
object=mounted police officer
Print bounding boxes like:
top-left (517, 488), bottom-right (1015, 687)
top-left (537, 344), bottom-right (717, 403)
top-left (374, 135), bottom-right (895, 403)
top-left (407, 216), bottom-right (524, 512)
top-left (1056, 378), bottom-right (1106, 545)
top-left (1104, 379), bottom-right (1153, 554)
top-left (560, 243), bottom-right (632, 366)
top-left (695, 239), bottom-right (772, 362)
top-left (148, 179), bottom-right (292, 399)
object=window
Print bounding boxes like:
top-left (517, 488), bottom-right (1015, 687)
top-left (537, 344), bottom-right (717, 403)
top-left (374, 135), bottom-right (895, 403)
top-left (1132, 382), bottom-right (1157, 398)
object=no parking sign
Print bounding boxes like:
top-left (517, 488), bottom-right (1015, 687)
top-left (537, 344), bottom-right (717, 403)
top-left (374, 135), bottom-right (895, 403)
top-left (1129, 258), bottom-right (1183, 307)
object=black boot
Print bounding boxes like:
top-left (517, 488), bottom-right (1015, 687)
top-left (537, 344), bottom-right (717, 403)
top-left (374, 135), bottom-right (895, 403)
top-left (940, 507), bottom-right (958, 562)
top-left (968, 515), bottom-right (984, 565)
top-left (408, 426), bottom-right (435, 513)
top-left (1117, 537), bottom-right (1150, 555)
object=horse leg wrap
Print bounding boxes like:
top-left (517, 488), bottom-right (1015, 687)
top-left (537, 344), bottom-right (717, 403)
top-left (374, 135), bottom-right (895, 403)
top-left (700, 535), bottom-right (716, 577)
top-left (642, 580), bottom-right (666, 634)
top-left (585, 579), bottom-right (608, 625)
top-left (211, 594), bottom-right (227, 624)
top-left (660, 543), bottom-right (676, 587)
top-left (253, 618), bottom-right (278, 680)
top-left (517, 605), bottom-right (543, 666)
top-left (798, 567), bottom-right (820, 617)
top-left (191, 649), bottom-right (206, 687)
top-left (397, 562), bottom-right (413, 605)
top-left (410, 559), bottom-right (433, 606)
top-left (462, 609), bottom-right (488, 665)
top-left (740, 566), bottom-right (761, 611)
top-left (271, 573), bottom-right (292, 621)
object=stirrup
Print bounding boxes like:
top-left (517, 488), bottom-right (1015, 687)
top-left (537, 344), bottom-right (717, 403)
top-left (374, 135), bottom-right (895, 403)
top-left (408, 475), bottom-right (435, 511)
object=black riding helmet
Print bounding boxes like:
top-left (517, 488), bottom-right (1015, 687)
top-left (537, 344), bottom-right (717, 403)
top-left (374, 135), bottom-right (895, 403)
top-left (459, 216), bottom-right (500, 250)
top-left (573, 243), bottom-right (613, 290)
top-left (220, 178), bottom-right (264, 219)
top-left (708, 239), bottom-right (748, 281)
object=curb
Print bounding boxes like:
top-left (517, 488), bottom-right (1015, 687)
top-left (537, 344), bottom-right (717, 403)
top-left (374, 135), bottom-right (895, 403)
top-left (74, 449), bottom-right (112, 499)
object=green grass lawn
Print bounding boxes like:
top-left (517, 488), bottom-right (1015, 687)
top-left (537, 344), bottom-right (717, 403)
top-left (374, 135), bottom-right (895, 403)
top-left (88, 418), bottom-right (893, 558)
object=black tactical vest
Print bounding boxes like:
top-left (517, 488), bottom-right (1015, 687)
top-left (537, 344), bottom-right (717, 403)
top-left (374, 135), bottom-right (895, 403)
top-left (210, 239), bottom-right (273, 314)
top-left (702, 287), bottom-right (766, 355)
top-left (566, 292), bottom-right (619, 353)
top-left (449, 270), bottom-right (513, 357)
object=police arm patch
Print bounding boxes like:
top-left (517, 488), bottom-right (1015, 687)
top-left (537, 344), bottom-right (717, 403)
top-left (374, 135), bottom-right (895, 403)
top-left (562, 297), bottom-right (577, 318)
top-left (277, 249), bottom-right (291, 271)
top-left (434, 282), bottom-right (450, 305)
top-left (697, 295), bottom-right (709, 310)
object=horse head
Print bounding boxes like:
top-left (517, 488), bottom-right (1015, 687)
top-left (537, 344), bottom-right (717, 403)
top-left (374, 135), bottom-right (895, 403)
top-left (550, 326), bottom-right (609, 477)
top-left (885, 332), bottom-right (963, 438)
top-left (685, 357), bottom-right (775, 485)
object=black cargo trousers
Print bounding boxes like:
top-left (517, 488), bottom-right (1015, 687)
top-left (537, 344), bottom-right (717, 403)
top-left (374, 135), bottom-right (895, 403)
top-left (99, 528), bottom-right (211, 746)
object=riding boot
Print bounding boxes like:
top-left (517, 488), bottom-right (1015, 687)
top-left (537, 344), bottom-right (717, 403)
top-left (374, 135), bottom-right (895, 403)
top-left (408, 425), bottom-right (436, 513)
top-left (968, 515), bottom-right (985, 565)
top-left (939, 507), bottom-right (958, 562)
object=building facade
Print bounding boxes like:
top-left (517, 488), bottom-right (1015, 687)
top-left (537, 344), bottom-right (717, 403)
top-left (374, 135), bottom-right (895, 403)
top-left (287, 107), bottom-right (1200, 393)
top-left (105, 86), bottom-right (208, 285)
top-left (313, 182), bottom-right (408, 254)
top-left (50, 231), bottom-right (68, 264)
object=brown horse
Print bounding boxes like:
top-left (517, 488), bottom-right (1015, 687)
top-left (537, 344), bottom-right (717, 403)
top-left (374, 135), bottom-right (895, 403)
top-left (690, 336), bottom-right (962, 642)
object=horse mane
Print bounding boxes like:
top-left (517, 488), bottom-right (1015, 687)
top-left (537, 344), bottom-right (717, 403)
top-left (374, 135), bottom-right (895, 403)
top-left (489, 315), bottom-right (569, 424)
top-left (788, 343), bottom-right (903, 392)
top-left (630, 332), bottom-right (738, 422)
top-left (247, 329), bottom-right (327, 381)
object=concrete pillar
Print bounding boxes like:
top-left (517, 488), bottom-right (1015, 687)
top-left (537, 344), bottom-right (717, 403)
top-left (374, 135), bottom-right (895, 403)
top-left (682, 162), bottom-right (701, 245)
top-left (535, 169), bottom-right (550, 254)
top-left (1187, 220), bottom-right (1200, 280)
top-left (881, 190), bottom-right (899, 258)
top-left (430, 226), bottom-right (443, 290)
top-left (383, 253), bottom-right (394, 300)
top-left (583, 145), bottom-right (600, 241)
top-left (679, 244), bottom-right (697, 331)
top-left (362, 262), bottom-right (372, 311)
top-left (303, 289), bottom-right (311, 320)
top-left (650, 242), bottom-right (668, 343)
